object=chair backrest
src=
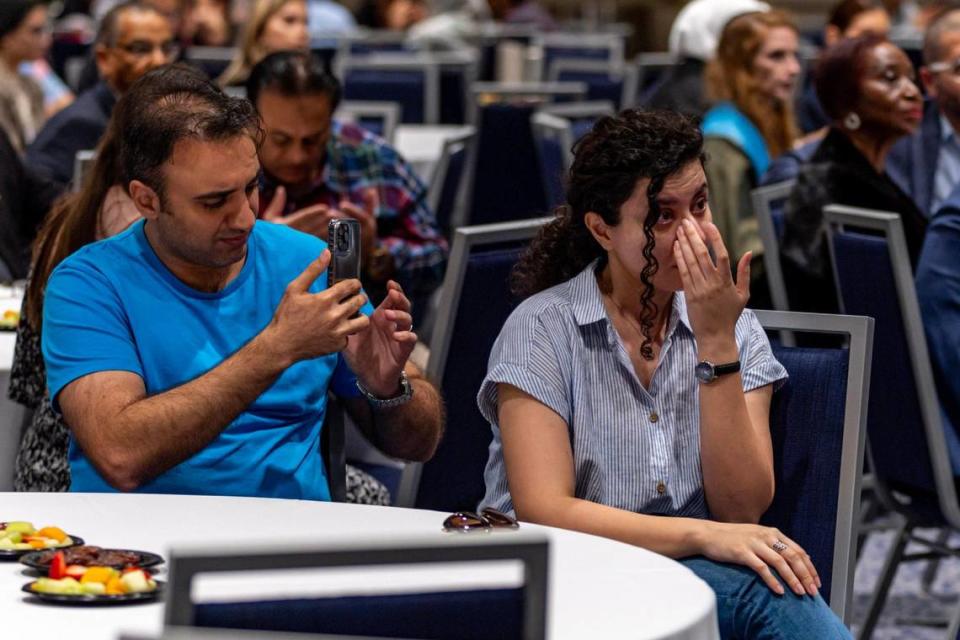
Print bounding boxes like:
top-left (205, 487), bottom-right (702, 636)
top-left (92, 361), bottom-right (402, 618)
top-left (468, 82), bottom-right (588, 124)
top-left (396, 218), bottom-right (549, 510)
top-left (750, 179), bottom-right (795, 311)
top-left (634, 51), bottom-right (679, 95)
top-left (339, 58), bottom-right (440, 124)
top-left (825, 205), bottom-right (960, 527)
top-left (335, 101), bottom-right (401, 143)
top-left (548, 59), bottom-right (638, 109)
top-left (164, 534), bottom-right (549, 640)
top-left (535, 99), bottom-right (614, 147)
top-left (428, 127), bottom-right (476, 233)
top-left (532, 32), bottom-right (625, 81)
top-left (530, 112), bottom-right (570, 210)
top-left (338, 30), bottom-right (419, 56)
top-left (755, 310), bottom-right (873, 625)
top-left (184, 46), bottom-right (235, 80)
top-left (431, 50), bottom-right (479, 125)
top-left (72, 149), bottom-right (96, 193)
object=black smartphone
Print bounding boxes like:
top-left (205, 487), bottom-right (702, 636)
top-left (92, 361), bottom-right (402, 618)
top-left (328, 218), bottom-right (361, 285)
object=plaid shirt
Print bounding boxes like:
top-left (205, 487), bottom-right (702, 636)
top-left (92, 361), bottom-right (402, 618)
top-left (260, 120), bottom-right (448, 297)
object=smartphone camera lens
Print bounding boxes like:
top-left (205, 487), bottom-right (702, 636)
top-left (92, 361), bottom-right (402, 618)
top-left (336, 226), bottom-right (349, 252)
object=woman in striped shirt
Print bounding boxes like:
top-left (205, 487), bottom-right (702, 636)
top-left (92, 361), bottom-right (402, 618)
top-left (478, 109), bottom-right (850, 639)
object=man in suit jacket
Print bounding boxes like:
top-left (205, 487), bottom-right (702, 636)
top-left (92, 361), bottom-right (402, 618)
top-left (887, 8), bottom-right (960, 218)
top-left (25, 1), bottom-right (176, 186)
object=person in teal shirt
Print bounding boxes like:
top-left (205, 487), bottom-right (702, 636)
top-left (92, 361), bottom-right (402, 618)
top-left (42, 65), bottom-right (444, 498)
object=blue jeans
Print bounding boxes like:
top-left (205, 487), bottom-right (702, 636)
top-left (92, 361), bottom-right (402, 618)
top-left (681, 557), bottom-right (852, 640)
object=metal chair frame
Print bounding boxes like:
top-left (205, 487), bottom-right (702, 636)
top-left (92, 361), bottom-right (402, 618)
top-left (751, 180), bottom-right (796, 312)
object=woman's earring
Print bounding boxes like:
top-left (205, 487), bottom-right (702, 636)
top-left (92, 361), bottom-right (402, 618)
top-left (843, 112), bottom-right (861, 131)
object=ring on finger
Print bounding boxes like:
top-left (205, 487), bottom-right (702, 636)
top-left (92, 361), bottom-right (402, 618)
top-left (771, 539), bottom-right (788, 554)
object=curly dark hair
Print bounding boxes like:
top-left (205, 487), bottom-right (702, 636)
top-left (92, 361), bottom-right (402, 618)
top-left (511, 109), bottom-right (705, 359)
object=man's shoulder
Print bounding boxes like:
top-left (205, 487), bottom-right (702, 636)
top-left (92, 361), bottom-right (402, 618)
top-left (252, 221), bottom-right (330, 271)
top-left (54, 223), bottom-right (139, 274)
top-left (332, 120), bottom-right (394, 155)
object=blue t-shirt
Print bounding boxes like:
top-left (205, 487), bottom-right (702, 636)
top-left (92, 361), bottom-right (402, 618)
top-left (43, 219), bottom-right (370, 500)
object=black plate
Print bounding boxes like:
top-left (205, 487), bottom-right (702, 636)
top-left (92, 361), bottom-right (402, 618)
top-left (19, 547), bottom-right (164, 571)
top-left (21, 579), bottom-right (164, 605)
top-left (0, 536), bottom-right (84, 561)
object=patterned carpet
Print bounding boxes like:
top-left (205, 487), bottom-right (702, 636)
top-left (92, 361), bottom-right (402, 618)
top-left (852, 528), bottom-right (959, 639)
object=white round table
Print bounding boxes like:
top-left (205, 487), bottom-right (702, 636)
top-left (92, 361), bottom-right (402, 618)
top-left (3, 493), bottom-right (719, 640)
top-left (394, 124), bottom-right (474, 184)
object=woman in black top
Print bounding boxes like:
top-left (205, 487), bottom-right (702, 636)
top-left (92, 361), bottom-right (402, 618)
top-left (780, 34), bottom-right (926, 313)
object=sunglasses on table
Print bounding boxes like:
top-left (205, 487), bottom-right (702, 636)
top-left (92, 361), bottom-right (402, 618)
top-left (442, 508), bottom-right (519, 533)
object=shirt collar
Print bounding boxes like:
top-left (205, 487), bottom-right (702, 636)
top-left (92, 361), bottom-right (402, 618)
top-left (567, 260), bottom-right (692, 339)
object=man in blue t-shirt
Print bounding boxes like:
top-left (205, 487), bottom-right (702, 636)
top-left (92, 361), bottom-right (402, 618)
top-left (42, 67), bottom-right (444, 499)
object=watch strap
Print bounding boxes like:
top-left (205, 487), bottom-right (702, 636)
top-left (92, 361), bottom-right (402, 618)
top-left (356, 371), bottom-right (413, 409)
top-left (713, 360), bottom-right (741, 376)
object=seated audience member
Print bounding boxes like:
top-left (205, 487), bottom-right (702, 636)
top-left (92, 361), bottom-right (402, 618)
top-left (478, 109), bottom-right (850, 640)
top-left (40, 65), bottom-right (443, 497)
top-left (248, 51), bottom-right (448, 322)
top-left (355, 0), bottom-right (428, 31)
top-left (76, 0), bottom-right (184, 93)
top-left (702, 10), bottom-right (801, 308)
top-left (780, 35), bottom-right (925, 314)
top-left (407, 0), bottom-right (484, 50)
top-left (218, 0), bottom-right (309, 87)
top-left (307, 0), bottom-right (357, 37)
top-left (0, 0), bottom-right (50, 153)
top-left (797, 0), bottom-right (892, 133)
top-left (13, 65), bottom-right (392, 504)
top-left (0, 128), bottom-right (59, 280)
top-left (644, 0), bottom-right (770, 117)
top-left (26, 2), bottom-right (177, 186)
top-left (887, 8), bottom-right (960, 217)
top-left (917, 181), bottom-right (960, 473)
top-left (486, 0), bottom-right (554, 30)
top-left (180, 0), bottom-right (233, 46)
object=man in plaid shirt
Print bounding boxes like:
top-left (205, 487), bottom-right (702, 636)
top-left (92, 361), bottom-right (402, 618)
top-left (248, 50), bottom-right (448, 316)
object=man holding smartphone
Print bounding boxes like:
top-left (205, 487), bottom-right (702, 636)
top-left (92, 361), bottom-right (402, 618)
top-left (41, 65), bottom-right (444, 498)
top-left (247, 51), bottom-right (448, 324)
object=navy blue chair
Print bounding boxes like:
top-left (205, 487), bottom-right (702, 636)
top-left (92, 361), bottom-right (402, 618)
top-left (755, 310), bottom-right (873, 625)
top-left (184, 46), bottom-right (235, 80)
top-left (751, 180), bottom-right (795, 312)
top-left (534, 33), bottom-right (624, 80)
top-left (550, 60), bottom-right (638, 109)
top-left (824, 205), bottom-right (960, 638)
top-left (429, 127), bottom-right (476, 233)
top-left (396, 218), bottom-right (548, 511)
top-left (335, 100), bottom-right (400, 142)
top-left (530, 112), bottom-right (569, 210)
top-left (340, 60), bottom-right (439, 124)
top-left (467, 102), bottom-right (549, 225)
top-left (165, 536), bottom-right (549, 640)
top-left (635, 51), bottom-right (680, 96)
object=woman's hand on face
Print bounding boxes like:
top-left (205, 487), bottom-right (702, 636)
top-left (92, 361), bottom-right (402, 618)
top-left (698, 521), bottom-right (821, 597)
top-left (673, 219), bottom-right (751, 347)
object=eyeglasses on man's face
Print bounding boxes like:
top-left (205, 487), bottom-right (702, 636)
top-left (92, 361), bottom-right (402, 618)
top-left (118, 39), bottom-right (180, 59)
top-left (442, 508), bottom-right (519, 533)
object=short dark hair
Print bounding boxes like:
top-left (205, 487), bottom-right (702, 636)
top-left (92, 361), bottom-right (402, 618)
top-left (246, 50), bottom-right (342, 110)
top-left (0, 0), bottom-right (46, 40)
top-left (827, 0), bottom-right (886, 32)
top-left (96, 1), bottom-right (162, 47)
top-left (115, 63), bottom-right (263, 202)
top-left (923, 6), bottom-right (960, 65)
top-left (815, 33), bottom-right (888, 121)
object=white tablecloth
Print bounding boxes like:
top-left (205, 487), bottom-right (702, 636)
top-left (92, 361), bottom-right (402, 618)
top-left (394, 125), bottom-right (474, 184)
top-left (2, 493), bottom-right (720, 640)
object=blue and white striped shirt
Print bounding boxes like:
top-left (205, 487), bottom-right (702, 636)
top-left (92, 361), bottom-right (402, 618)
top-left (478, 261), bottom-right (788, 519)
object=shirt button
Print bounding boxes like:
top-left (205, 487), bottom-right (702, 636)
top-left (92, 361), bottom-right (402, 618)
top-left (656, 481), bottom-right (666, 495)
top-left (649, 412), bottom-right (659, 423)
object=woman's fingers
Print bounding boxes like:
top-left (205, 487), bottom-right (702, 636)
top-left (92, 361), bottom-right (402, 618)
top-left (677, 224), bottom-right (707, 292)
top-left (755, 543), bottom-right (807, 597)
top-left (673, 240), bottom-right (695, 291)
top-left (780, 533), bottom-right (821, 590)
top-left (682, 219), bottom-right (718, 278)
top-left (703, 222), bottom-right (732, 284)
top-left (736, 252), bottom-right (752, 301)
top-left (745, 553), bottom-right (786, 596)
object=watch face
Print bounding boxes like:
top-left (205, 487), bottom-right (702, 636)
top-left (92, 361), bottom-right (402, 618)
top-left (695, 362), bottom-right (715, 382)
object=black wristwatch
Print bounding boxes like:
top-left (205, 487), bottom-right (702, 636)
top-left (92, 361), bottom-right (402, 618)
top-left (356, 371), bottom-right (414, 409)
top-left (695, 360), bottom-right (741, 384)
